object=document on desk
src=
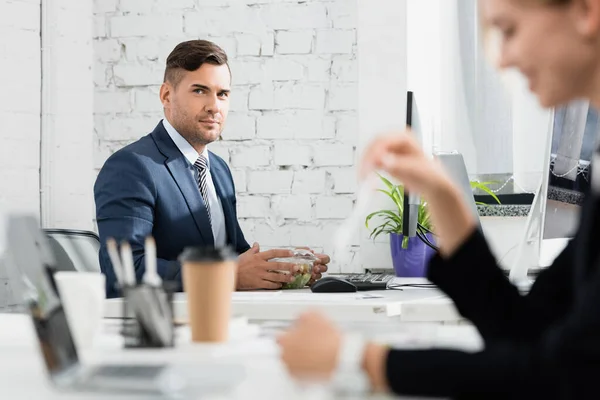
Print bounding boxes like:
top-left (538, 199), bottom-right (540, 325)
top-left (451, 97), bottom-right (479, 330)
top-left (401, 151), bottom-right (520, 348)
top-left (232, 292), bottom-right (383, 302)
top-left (271, 293), bottom-right (384, 302)
top-left (232, 291), bottom-right (283, 301)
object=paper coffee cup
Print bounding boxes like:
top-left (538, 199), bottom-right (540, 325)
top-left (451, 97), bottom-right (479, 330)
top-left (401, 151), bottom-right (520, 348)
top-left (179, 246), bottom-right (237, 343)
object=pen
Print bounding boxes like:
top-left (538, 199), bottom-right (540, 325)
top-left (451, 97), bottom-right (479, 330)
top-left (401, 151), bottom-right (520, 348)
top-left (143, 236), bottom-right (162, 287)
top-left (143, 236), bottom-right (173, 344)
top-left (120, 241), bottom-right (136, 287)
top-left (106, 238), bottom-right (125, 286)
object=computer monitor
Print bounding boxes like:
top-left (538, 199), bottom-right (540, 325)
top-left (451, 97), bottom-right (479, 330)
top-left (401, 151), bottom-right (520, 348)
top-left (539, 101), bottom-right (597, 265)
top-left (510, 101), bottom-right (597, 284)
top-left (403, 91), bottom-right (419, 238)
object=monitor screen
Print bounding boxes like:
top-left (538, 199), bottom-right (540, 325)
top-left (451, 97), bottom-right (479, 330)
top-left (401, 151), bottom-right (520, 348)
top-left (403, 91), bottom-right (419, 238)
top-left (5, 216), bottom-right (80, 377)
top-left (542, 101), bottom-right (598, 240)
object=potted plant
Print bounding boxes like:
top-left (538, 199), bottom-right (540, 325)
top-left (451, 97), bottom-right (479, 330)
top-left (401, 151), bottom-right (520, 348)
top-left (365, 175), bottom-right (499, 277)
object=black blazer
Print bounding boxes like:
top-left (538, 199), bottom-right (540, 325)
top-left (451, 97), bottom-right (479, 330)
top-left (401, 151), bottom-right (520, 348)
top-left (386, 190), bottom-right (600, 399)
top-left (94, 122), bottom-right (250, 298)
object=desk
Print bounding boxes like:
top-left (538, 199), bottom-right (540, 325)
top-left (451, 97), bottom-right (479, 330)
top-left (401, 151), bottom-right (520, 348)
top-left (104, 288), bottom-right (463, 324)
top-left (0, 313), bottom-right (481, 400)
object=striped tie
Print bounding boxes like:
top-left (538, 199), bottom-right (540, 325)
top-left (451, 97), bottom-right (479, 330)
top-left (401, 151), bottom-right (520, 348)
top-left (194, 155), bottom-right (212, 226)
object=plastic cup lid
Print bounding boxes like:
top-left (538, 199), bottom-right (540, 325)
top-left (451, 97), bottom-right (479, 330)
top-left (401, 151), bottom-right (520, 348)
top-left (178, 246), bottom-right (238, 263)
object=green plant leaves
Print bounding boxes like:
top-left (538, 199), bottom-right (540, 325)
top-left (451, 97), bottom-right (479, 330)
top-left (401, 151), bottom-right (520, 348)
top-left (366, 175), bottom-right (500, 242)
top-left (402, 235), bottom-right (409, 249)
top-left (470, 181), bottom-right (501, 204)
top-left (378, 173), bottom-right (395, 191)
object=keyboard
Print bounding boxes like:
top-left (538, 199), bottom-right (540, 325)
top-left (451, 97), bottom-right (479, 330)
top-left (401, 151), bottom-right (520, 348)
top-left (333, 268), bottom-right (545, 292)
top-left (332, 273), bottom-right (395, 291)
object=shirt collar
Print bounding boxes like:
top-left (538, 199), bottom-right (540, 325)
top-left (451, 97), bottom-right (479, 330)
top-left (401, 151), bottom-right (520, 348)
top-left (162, 118), bottom-right (210, 168)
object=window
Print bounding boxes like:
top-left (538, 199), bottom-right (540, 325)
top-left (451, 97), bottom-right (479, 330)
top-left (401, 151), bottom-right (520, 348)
top-left (407, 0), bottom-right (550, 200)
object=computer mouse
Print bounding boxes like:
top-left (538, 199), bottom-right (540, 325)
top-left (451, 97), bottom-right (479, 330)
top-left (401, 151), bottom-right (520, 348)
top-left (310, 276), bottom-right (357, 293)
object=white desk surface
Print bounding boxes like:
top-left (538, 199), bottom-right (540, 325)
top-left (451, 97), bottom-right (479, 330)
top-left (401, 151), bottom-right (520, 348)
top-left (0, 313), bottom-right (482, 400)
top-left (104, 283), bottom-right (463, 324)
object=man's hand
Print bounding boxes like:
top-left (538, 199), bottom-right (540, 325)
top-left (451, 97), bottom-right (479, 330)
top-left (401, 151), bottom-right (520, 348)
top-left (310, 253), bottom-right (330, 285)
top-left (236, 243), bottom-right (299, 290)
top-left (293, 247), bottom-right (330, 285)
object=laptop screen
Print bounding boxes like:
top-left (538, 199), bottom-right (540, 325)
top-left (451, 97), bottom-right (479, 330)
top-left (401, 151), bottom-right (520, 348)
top-left (5, 215), bottom-right (80, 377)
top-left (30, 303), bottom-right (80, 377)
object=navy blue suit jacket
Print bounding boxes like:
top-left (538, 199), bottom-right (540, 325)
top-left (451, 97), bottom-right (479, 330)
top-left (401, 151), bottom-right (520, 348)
top-left (94, 122), bottom-right (250, 297)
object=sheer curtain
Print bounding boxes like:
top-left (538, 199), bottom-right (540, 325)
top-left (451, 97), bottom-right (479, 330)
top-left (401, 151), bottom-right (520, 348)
top-left (553, 101), bottom-right (590, 180)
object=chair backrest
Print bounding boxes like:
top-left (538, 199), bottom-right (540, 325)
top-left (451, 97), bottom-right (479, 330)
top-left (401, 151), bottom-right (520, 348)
top-left (43, 230), bottom-right (101, 273)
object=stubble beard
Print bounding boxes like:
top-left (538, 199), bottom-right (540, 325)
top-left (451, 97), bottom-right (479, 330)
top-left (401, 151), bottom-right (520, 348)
top-left (173, 111), bottom-right (222, 148)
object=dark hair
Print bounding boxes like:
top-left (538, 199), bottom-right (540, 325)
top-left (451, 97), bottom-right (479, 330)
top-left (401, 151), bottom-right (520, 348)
top-left (164, 40), bottom-right (229, 87)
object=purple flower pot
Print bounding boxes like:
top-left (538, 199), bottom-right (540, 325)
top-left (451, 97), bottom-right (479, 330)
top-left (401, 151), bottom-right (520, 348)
top-left (390, 233), bottom-right (437, 277)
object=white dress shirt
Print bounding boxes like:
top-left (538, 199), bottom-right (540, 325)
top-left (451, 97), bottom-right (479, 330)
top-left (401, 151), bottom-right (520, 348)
top-left (162, 119), bottom-right (227, 247)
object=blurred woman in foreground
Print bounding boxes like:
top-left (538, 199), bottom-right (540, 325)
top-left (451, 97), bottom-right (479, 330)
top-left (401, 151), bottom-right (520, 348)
top-left (278, 0), bottom-right (600, 398)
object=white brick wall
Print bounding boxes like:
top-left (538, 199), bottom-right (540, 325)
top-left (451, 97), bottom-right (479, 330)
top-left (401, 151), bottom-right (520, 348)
top-left (315, 196), bottom-right (354, 219)
top-left (0, 0), bottom-right (41, 217)
top-left (274, 143), bottom-right (312, 166)
top-left (276, 31), bottom-right (313, 54)
top-left (236, 195), bottom-right (270, 219)
top-left (272, 195), bottom-right (312, 220)
top-left (0, 0), bottom-right (41, 309)
top-left (230, 146), bottom-right (271, 168)
top-left (316, 29), bottom-right (355, 54)
top-left (94, 0), bottom-right (359, 272)
top-left (292, 170), bottom-right (327, 194)
top-left (248, 171), bottom-right (294, 194)
top-left (314, 144), bottom-right (355, 166)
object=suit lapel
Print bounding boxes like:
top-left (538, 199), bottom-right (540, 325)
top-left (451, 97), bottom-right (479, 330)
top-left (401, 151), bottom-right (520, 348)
top-left (151, 123), bottom-right (214, 246)
top-left (209, 154), bottom-right (236, 246)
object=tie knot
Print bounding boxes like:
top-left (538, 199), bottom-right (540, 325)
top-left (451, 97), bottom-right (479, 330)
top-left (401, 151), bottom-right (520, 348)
top-left (194, 155), bottom-right (208, 170)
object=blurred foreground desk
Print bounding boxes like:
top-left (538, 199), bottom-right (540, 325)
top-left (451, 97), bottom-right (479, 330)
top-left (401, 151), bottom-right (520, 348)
top-left (104, 283), bottom-right (464, 324)
top-left (0, 313), bottom-right (481, 400)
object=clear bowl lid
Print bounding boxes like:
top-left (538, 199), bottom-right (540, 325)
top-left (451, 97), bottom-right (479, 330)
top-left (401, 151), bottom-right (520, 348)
top-left (271, 249), bottom-right (320, 264)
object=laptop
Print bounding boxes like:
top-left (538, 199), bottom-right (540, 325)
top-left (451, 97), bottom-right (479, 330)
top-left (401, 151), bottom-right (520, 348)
top-left (5, 215), bottom-right (185, 395)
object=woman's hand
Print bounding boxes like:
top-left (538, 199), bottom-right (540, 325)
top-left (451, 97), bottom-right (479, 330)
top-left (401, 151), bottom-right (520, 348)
top-left (361, 131), bottom-right (450, 197)
top-left (277, 312), bottom-right (342, 381)
top-left (361, 132), bottom-right (478, 256)
top-left (277, 312), bottom-right (390, 392)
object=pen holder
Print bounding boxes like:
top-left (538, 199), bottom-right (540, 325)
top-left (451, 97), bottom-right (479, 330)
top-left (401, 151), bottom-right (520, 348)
top-left (120, 281), bottom-right (177, 349)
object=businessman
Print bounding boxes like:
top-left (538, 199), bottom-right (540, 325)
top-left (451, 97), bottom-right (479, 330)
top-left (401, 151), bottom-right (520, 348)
top-left (95, 40), bottom-right (329, 297)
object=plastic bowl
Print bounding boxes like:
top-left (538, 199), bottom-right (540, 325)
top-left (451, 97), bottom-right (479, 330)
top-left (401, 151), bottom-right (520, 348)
top-left (270, 249), bottom-right (319, 289)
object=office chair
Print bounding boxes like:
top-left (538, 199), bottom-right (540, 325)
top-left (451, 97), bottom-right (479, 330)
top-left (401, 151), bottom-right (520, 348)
top-left (43, 229), bottom-right (101, 273)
